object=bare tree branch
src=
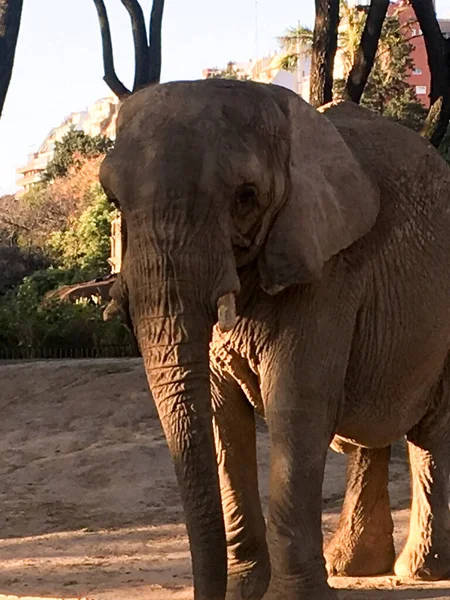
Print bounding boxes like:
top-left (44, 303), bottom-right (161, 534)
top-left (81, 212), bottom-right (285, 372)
top-left (411, 0), bottom-right (450, 147)
top-left (310, 0), bottom-right (340, 108)
top-left (120, 0), bottom-right (149, 91)
top-left (344, 0), bottom-right (390, 104)
top-left (148, 0), bottom-right (165, 84)
top-left (92, 0), bottom-right (131, 99)
top-left (0, 0), bottom-right (24, 118)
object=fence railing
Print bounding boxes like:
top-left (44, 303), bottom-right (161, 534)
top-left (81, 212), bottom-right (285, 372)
top-left (0, 345), bottom-right (140, 361)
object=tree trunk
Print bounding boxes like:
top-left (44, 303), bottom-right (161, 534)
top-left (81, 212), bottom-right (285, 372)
top-left (0, 0), bottom-right (23, 118)
top-left (411, 0), bottom-right (450, 148)
top-left (344, 0), bottom-right (389, 104)
top-left (309, 0), bottom-right (340, 108)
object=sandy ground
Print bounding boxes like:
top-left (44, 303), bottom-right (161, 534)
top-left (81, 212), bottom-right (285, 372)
top-left (0, 358), bottom-right (449, 600)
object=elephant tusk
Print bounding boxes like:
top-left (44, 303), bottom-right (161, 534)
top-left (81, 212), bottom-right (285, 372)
top-left (217, 292), bottom-right (237, 333)
top-left (103, 299), bottom-right (120, 322)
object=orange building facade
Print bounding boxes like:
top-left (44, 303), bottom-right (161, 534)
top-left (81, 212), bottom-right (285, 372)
top-left (388, 1), bottom-right (431, 107)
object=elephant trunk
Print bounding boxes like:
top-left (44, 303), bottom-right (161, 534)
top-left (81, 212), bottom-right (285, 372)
top-left (137, 308), bottom-right (227, 599)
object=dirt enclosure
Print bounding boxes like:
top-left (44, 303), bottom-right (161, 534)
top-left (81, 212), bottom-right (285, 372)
top-left (0, 359), bottom-right (449, 600)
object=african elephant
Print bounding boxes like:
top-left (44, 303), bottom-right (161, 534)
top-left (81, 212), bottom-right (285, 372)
top-left (100, 79), bottom-right (450, 600)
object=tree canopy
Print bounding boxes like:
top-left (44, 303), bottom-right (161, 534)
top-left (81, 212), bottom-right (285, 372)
top-left (279, 1), bottom-right (427, 132)
top-left (42, 129), bottom-right (114, 183)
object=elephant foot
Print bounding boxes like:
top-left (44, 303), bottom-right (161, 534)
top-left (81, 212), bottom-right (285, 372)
top-left (261, 569), bottom-right (338, 600)
top-left (226, 560), bottom-right (271, 600)
top-left (394, 533), bottom-right (450, 581)
top-left (262, 583), bottom-right (338, 600)
top-left (325, 531), bottom-right (395, 576)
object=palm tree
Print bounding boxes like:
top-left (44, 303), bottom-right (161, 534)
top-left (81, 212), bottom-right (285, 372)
top-left (278, 1), bottom-right (364, 75)
top-left (277, 24), bottom-right (313, 71)
top-left (337, 0), bottom-right (366, 77)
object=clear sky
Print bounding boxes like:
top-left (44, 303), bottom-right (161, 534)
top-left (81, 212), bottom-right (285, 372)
top-left (1, 0), bottom-right (450, 195)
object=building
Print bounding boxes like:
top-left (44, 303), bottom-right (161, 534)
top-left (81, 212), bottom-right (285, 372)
top-left (202, 50), bottom-right (312, 101)
top-left (16, 95), bottom-right (120, 194)
top-left (389, 1), bottom-right (431, 106)
top-left (344, 1), bottom-right (448, 108)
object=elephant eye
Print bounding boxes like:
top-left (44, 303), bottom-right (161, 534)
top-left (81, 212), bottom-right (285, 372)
top-left (235, 184), bottom-right (258, 211)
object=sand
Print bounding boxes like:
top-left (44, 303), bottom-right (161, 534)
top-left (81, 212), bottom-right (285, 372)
top-left (0, 358), bottom-right (448, 600)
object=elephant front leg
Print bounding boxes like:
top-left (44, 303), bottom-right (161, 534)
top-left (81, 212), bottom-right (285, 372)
top-left (210, 368), bottom-right (270, 600)
top-left (394, 414), bottom-right (450, 581)
top-left (324, 445), bottom-right (395, 576)
top-left (262, 386), bottom-right (340, 599)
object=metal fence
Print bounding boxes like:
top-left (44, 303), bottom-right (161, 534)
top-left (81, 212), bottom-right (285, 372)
top-left (0, 345), bottom-right (140, 361)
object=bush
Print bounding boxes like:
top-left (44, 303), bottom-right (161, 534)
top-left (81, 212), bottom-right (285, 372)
top-left (0, 243), bottom-right (49, 296)
top-left (48, 184), bottom-right (117, 275)
top-left (0, 273), bottom-right (133, 354)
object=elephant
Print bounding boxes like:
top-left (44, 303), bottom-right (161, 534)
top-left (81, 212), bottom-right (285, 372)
top-left (99, 79), bottom-right (450, 600)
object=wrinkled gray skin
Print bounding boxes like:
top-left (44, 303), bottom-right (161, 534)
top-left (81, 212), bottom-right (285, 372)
top-left (100, 80), bottom-right (450, 600)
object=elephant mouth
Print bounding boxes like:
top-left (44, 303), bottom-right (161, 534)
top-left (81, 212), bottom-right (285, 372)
top-left (217, 292), bottom-right (237, 332)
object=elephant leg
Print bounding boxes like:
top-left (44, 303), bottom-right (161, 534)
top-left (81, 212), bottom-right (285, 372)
top-left (262, 387), bottom-right (340, 599)
top-left (324, 445), bottom-right (395, 576)
top-left (394, 388), bottom-right (450, 580)
top-left (210, 368), bottom-right (270, 600)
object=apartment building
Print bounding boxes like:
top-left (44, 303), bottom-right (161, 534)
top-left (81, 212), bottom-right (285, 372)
top-left (203, 50), bottom-right (312, 101)
top-left (16, 95), bottom-right (120, 194)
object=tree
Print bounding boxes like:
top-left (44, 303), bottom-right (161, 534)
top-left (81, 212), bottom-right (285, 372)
top-left (0, 242), bottom-right (48, 296)
top-left (0, 155), bottom-right (106, 250)
top-left (42, 129), bottom-right (113, 182)
top-left (310, 0), bottom-right (340, 107)
top-left (92, 0), bottom-right (165, 99)
top-left (0, 0), bottom-right (23, 118)
top-left (344, 0), bottom-right (390, 103)
top-left (49, 184), bottom-right (117, 275)
top-left (336, 10), bottom-right (427, 131)
top-left (277, 25), bottom-right (314, 71)
top-left (205, 62), bottom-right (250, 81)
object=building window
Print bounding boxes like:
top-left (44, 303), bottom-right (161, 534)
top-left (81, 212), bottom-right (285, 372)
top-left (413, 68), bottom-right (422, 75)
top-left (416, 85), bottom-right (427, 95)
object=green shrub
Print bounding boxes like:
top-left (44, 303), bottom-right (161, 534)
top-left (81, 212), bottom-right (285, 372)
top-left (0, 276), bottom-right (132, 353)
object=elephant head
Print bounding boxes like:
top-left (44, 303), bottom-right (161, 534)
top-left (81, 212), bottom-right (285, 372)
top-left (99, 80), bottom-right (379, 599)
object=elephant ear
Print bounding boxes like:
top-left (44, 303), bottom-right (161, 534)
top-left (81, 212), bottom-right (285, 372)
top-left (258, 96), bottom-right (380, 296)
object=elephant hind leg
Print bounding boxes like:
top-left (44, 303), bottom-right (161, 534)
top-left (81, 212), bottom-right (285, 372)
top-left (324, 445), bottom-right (395, 577)
top-left (394, 374), bottom-right (450, 581)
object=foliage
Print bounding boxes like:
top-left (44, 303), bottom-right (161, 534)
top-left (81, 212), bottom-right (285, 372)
top-left (0, 286), bottom-right (131, 353)
top-left (0, 242), bottom-right (49, 296)
top-left (0, 129), bottom-right (121, 354)
top-left (277, 25), bottom-right (313, 71)
top-left (335, 2), bottom-right (426, 131)
top-left (42, 129), bottom-right (113, 183)
top-left (278, 2), bottom-right (427, 131)
top-left (0, 155), bottom-right (111, 267)
top-left (0, 268), bottom-right (132, 352)
top-left (336, 0), bottom-right (366, 76)
top-left (355, 12), bottom-right (427, 131)
top-left (205, 62), bottom-right (250, 80)
top-left (15, 267), bottom-right (89, 299)
top-left (48, 184), bottom-right (117, 275)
